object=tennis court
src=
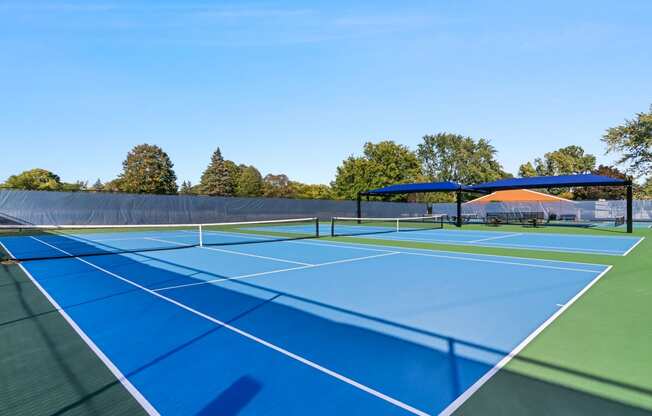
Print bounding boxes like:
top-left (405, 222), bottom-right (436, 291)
top-left (0, 223), bottom-right (611, 415)
top-left (251, 220), bottom-right (645, 256)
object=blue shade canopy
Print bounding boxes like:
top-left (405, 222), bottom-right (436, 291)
top-left (361, 181), bottom-right (469, 195)
top-left (468, 174), bottom-right (629, 191)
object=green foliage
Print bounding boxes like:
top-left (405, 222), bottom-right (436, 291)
top-left (236, 166), bottom-right (264, 197)
top-left (573, 165), bottom-right (627, 200)
top-left (332, 140), bottom-right (421, 201)
top-left (61, 180), bottom-right (88, 192)
top-left (289, 182), bottom-right (333, 199)
top-left (1, 169), bottom-right (88, 192)
top-left (102, 178), bottom-right (124, 192)
top-left (225, 160), bottom-right (242, 189)
top-left (199, 148), bottom-right (234, 196)
top-left (1, 168), bottom-right (63, 190)
top-left (416, 133), bottom-right (508, 185)
top-left (518, 162), bottom-right (537, 177)
top-left (532, 145), bottom-right (596, 176)
top-left (603, 105), bottom-right (652, 177)
top-left (634, 176), bottom-right (652, 199)
top-left (179, 181), bottom-right (194, 194)
top-left (117, 144), bottom-right (178, 194)
top-left (263, 174), bottom-right (294, 198)
top-left (91, 179), bottom-right (103, 191)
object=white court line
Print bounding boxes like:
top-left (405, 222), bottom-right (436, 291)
top-left (399, 251), bottom-right (601, 274)
top-left (144, 237), bottom-right (313, 266)
top-left (0, 241), bottom-right (160, 416)
top-left (200, 229), bottom-right (611, 268)
top-left (67, 231), bottom-right (194, 244)
top-left (335, 225), bottom-right (642, 240)
top-left (468, 233), bottom-right (523, 243)
top-left (439, 265), bottom-right (613, 416)
top-left (622, 237), bottom-right (645, 256)
top-left (27, 237), bottom-right (426, 416)
top-left (154, 252), bottom-right (401, 292)
top-left (289, 239), bottom-right (608, 271)
top-left (352, 233), bottom-right (625, 255)
top-left (431, 227), bottom-right (643, 241)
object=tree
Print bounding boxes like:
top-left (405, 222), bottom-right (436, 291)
top-left (103, 178), bottom-right (124, 192)
top-left (199, 148), bottom-right (234, 196)
top-left (416, 133), bottom-right (508, 185)
top-left (603, 105), bottom-right (652, 177)
top-left (1, 168), bottom-right (63, 190)
top-left (179, 181), bottom-right (194, 194)
top-left (91, 179), bottom-right (104, 191)
top-left (225, 161), bottom-right (242, 190)
top-left (117, 144), bottom-right (177, 194)
top-left (263, 174), bottom-right (294, 198)
top-left (635, 176), bottom-right (652, 199)
top-left (236, 166), bottom-right (264, 197)
top-left (518, 162), bottom-right (537, 177)
top-left (289, 182), bottom-right (334, 199)
top-left (573, 165), bottom-right (627, 200)
top-left (61, 180), bottom-right (88, 192)
top-left (532, 145), bottom-right (596, 176)
top-left (332, 140), bottom-right (421, 200)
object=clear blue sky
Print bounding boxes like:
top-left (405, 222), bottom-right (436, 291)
top-left (1, 1), bottom-right (651, 185)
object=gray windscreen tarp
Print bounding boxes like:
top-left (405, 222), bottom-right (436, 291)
top-left (0, 189), bottom-right (428, 225)
top-left (431, 200), bottom-right (652, 221)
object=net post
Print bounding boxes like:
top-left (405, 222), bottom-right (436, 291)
top-left (198, 224), bottom-right (203, 246)
top-left (396, 219), bottom-right (400, 232)
top-left (315, 218), bottom-right (320, 238)
top-left (331, 218), bottom-right (335, 237)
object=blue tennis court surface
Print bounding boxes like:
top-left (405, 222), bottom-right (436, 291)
top-left (257, 223), bottom-right (644, 256)
top-left (0, 230), bottom-right (611, 415)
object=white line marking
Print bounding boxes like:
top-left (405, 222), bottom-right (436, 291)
top-left (286, 239), bottom-right (606, 273)
top-left (289, 238), bottom-right (610, 268)
top-left (439, 264), bottom-right (613, 416)
top-left (400, 251), bottom-right (600, 274)
top-left (26, 237), bottom-right (425, 415)
top-left (431, 228), bottom-right (643, 241)
top-left (154, 252), bottom-right (401, 292)
top-left (622, 237), bottom-right (645, 256)
top-left (144, 237), bottom-right (313, 266)
top-left (556, 304), bottom-right (565, 307)
top-left (74, 232), bottom-right (192, 243)
top-left (0, 241), bottom-right (160, 416)
top-left (468, 233), bottom-right (522, 243)
top-left (358, 233), bottom-right (625, 255)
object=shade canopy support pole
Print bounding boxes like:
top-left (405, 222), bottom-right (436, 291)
top-left (626, 184), bottom-right (633, 233)
top-left (456, 190), bottom-right (462, 228)
top-left (357, 193), bottom-right (362, 224)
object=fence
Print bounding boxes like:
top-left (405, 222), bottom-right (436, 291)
top-left (0, 189), bottom-right (427, 225)
top-left (431, 200), bottom-right (652, 222)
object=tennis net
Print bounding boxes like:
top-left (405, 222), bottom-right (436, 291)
top-left (331, 215), bottom-right (445, 237)
top-left (0, 217), bottom-right (319, 261)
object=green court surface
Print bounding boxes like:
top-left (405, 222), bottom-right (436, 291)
top-left (1, 223), bottom-right (650, 415)
top-left (0, 262), bottom-right (146, 416)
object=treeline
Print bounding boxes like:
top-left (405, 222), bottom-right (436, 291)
top-left (0, 146), bottom-right (335, 200)
top-left (2, 105), bottom-right (651, 200)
